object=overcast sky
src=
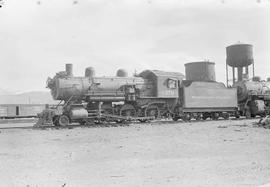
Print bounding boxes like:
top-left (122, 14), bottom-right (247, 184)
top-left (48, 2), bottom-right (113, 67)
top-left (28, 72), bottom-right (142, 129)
top-left (0, 0), bottom-right (270, 92)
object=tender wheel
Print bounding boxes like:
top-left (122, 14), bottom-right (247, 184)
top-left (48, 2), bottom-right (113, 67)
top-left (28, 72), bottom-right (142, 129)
top-left (58, 115), bottom-right (70, 126)
top-left (211, 113), bottom-right (219, 120)
top-left (202, 113), bottom-right (209, 120)
top-left (202, 116), bottom-right (207, 120)
top-left (195, 113), bottom-right (202, 121)
top-left (223, 113), bottom-right (229, 120)
top-left (182, 114), bottom-right (191, 122)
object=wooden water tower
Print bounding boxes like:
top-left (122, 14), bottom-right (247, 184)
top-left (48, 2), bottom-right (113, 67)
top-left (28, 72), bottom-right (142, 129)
top-left (226, 43), bottom-right (254, 86)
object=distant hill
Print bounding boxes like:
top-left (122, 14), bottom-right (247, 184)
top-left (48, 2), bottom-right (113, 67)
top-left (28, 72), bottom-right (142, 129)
top-left (0, 91), bottom-right (58, 104)
top-left (0, 88), bottom-right (14, 95)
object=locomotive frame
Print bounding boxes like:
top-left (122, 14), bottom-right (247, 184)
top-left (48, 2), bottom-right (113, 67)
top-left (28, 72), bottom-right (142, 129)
top-left (36, 64), bottom-right (239, 127)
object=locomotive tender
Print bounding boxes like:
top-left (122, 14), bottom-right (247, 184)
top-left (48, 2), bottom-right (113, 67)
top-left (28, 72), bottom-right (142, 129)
top-left (44, 63), bottom-right (238, 126)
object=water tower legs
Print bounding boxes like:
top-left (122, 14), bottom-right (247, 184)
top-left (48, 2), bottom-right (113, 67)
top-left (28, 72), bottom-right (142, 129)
top-left (237, 67), bottom-right (243, 82)
top-left (232, 67), bottom-right (235, 84)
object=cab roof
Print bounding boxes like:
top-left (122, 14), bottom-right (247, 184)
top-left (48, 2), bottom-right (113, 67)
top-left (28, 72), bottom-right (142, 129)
top-left (139, 70), bottom-right (184, 80)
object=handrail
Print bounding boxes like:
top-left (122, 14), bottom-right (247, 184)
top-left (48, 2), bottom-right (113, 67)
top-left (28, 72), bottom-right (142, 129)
top-left (63, 95), bottom-right (74, 108)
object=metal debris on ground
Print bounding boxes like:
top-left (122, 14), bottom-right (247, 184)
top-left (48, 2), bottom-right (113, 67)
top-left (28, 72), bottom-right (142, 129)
top-left (217, 125), bottom-right (228, 128)
top-left (256, 115), bottom-right (270, 129)
top-left (34, 104), bottom-right (55, 127)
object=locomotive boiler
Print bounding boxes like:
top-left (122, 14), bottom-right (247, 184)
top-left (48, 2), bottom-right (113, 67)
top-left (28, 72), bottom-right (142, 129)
top-left (47, 64), bottom-right (146, 101)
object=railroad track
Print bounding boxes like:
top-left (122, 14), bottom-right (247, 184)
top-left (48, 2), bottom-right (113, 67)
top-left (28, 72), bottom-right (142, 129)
top-left (0, 117), bottom-right (259, 131)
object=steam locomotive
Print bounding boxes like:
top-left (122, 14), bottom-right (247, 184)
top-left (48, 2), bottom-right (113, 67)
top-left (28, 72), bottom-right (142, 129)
top-left (233, 78), bottom-right (270, 118)
top-left (44, 62), bottom-right (238, 126)
top-left (37, 43), bottom-right (270, 126)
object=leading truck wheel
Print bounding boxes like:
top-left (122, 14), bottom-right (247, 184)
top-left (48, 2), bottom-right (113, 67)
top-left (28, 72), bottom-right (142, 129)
top-left (58, 115), bottom-right (70, 126)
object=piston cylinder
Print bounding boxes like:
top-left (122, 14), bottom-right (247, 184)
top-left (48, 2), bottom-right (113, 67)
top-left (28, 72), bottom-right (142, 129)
top-left (69, 108), bottom-right (88, 119)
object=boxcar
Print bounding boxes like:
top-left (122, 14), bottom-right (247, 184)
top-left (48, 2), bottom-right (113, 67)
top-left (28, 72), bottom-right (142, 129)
top-left (0, 104), bottom-right (45, 119)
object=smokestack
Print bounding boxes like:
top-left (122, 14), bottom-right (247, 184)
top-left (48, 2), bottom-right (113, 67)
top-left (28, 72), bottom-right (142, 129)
top-left (66, 64), bottom-right (73, 77)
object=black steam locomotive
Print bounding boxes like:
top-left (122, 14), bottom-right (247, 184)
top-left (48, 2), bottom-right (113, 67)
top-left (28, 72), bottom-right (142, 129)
top-left (43, 62), bottom-right (238, 126)
top-left (36, 43), bottom-right (270, 126)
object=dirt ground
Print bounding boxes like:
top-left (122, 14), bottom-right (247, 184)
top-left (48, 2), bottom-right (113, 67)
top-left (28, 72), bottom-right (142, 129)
top-left (0, 119), bottom-right (270, 187)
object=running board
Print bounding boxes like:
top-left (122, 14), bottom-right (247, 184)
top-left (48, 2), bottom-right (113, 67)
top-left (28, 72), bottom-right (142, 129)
top-left (94, 113), bottom-right (155, 121)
